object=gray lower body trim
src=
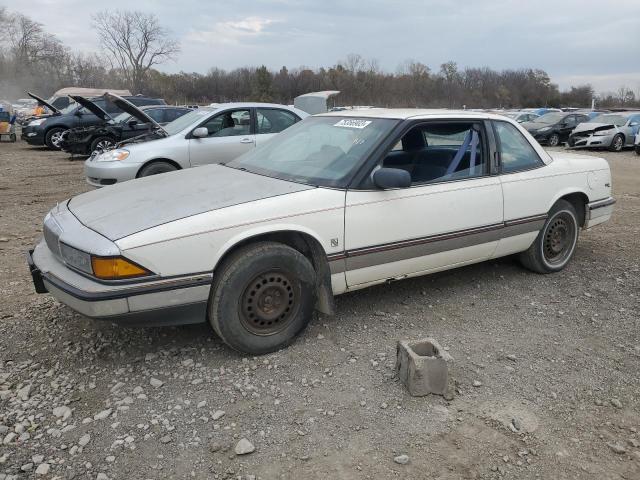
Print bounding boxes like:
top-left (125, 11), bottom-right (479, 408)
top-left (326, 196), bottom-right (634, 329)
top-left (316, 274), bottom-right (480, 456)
top-left (328, 214), bottom-right (546, 273)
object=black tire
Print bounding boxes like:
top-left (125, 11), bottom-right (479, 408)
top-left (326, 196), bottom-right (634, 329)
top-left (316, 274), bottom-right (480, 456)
top-left (609, 133), bottom-right (624, 152)
top-left (89, 136), bottom-right (116, 155)
top-left (137, 161), bottom-right (178, 177)
top-left (547, 133), bottom-right (560, 147)
top-left (567, 136), bottom-right (575, 147)
top-left (519, 199), bottom-right (579, 274)
top-left (635, 146), bottom-right (640, 156)
top-left (45, 127), bottom-right (66, 149)
top-left (208, 241), bottom-right (317, 354)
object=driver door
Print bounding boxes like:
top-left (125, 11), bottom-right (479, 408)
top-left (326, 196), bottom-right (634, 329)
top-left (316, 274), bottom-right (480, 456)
top-left (188, 108), bottom-right (255, 167)
top-left (344, 121), bottom-right (503, 288)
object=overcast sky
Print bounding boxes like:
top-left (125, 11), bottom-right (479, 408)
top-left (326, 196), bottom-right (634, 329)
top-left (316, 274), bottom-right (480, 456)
top-left (6, 0), bottom-right (640, 94)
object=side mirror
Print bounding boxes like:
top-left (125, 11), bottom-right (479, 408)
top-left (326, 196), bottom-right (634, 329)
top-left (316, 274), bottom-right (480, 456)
top-left (192, 127), bottom-right (208, 138)
top-left (372, 167), bottom-right (411, 190)
top-left (128, 119), bottom-right (138, 127)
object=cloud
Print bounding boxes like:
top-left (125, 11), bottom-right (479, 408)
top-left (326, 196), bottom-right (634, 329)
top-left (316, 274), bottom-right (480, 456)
top-left (186, 16), bottom-right (277, 45)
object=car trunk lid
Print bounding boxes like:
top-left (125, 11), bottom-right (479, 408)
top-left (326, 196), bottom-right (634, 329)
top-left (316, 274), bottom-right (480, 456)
top-left (67, 165), bottom-right (314, 240)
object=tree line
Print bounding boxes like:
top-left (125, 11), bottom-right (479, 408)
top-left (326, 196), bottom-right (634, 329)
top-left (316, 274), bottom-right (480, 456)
top-left (1, 7), bottom-right (638, 110)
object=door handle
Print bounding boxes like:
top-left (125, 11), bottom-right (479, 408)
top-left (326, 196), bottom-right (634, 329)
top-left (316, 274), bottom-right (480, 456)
top-left (240, 138), bottom-right (254, 144)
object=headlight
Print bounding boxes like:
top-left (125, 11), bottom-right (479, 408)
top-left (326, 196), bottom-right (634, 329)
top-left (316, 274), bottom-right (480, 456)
top-left (538, 126), bottom-right (552, 132)
top-left (96, 149), bottom-right (130, 162)
top-left (59, 243), bottom-right (93, 274)
top-left (28, 118), bottom-right (46, 126)
top-left (60, 243), bottom-right (152, 279)
top-left (593, 129), bottom-right (612, 136)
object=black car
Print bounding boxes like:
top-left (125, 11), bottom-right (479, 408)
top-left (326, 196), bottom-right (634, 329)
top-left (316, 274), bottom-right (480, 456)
top-left (59, 97), bottom-right (191, 155)
top-left (20, 92), bottom-right (165, 150)
top-left (521, 112), bottom-right (590, 146)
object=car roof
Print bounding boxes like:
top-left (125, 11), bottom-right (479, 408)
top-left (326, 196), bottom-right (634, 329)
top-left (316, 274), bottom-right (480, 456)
top-left (209, 102), bottom-right (301, 109)
top-left (316, 108), bottom-right (519, 121)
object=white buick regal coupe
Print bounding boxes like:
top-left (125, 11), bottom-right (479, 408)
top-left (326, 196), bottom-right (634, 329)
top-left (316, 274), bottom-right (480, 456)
top-left (28, 110), bottom-right (615, 354)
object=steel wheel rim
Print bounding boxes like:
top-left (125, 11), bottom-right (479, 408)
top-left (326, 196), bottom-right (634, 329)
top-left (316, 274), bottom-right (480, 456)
top-left (543, 212), bottom-right (576, 266)
top-left (549, 134), bottom-right (559, 146)
top-left (51, 131), bottom-right (64, 147)
top-left (239, 270), bottom-right (299, 336)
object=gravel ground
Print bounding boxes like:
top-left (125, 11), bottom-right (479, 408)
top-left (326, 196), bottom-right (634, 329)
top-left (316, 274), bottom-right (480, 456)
top-left (0, 141), bottom-right (639, 480)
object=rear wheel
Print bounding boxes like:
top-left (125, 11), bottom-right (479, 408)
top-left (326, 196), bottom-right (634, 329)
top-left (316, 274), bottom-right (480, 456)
top-left (519, 199), bottom-right (579, 273)
top-left (208, 242), bottom-right (316, 354)
top-left (89, 136), bottom-right (116, 155)
top-left (45, 127), bottom-right (66, 149)
top-left (609, 134), bottom-right (624, 152)
top-left (547, 133), bottom-right (560, 147)
top-left (137, 161), bottom-right (177, 177)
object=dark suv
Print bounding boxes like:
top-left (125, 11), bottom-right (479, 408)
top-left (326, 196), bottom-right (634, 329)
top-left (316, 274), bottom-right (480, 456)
top-left (21, 93), bottom-right (165, 149)
top-left (521, 112), bottom-right (590, 146)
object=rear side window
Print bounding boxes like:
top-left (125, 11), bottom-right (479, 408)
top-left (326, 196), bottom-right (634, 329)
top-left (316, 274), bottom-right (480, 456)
top-left (164, 108), bottom-right (190, 122)
top-left (257, 108), bottom-right (299, 134)
top-left (494, 121), bottom-right (543, 173)
top-left (145, 108), bottom-right (165, 123)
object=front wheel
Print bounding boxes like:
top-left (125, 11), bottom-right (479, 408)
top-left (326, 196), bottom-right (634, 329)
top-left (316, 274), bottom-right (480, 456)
top-left (609, 134), bottom-right (624, 152)
top-left (208, 242), bottom-right (317, 354)
top-left (45, 127), bottom-right (66, 149)
top-left (137, 161), bottom-right (177, 177)
top-left (519, 199), bottom-right (579, 273)
top-left (635, 145), bottom-right (640, 156)
top-left (547, 133), bottom-right (560, 147)
top-left (90, 136), bottom-right (116, 155)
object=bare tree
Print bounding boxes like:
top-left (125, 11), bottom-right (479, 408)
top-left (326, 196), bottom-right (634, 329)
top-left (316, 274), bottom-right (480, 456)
top-left (92, 10), bottom-right (180, 93)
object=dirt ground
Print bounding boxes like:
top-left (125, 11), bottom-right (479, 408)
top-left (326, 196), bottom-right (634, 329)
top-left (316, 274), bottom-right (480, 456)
top-left (0, 140), bottom-right (639, 480)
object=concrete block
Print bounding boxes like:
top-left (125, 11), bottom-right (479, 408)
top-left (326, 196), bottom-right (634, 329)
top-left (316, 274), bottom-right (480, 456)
top-left (395, 338), bottom-right (453, 396)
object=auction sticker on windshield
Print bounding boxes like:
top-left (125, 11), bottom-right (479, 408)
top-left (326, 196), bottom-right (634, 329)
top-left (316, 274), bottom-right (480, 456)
top-left (334, 119), bottom-right (372, 129)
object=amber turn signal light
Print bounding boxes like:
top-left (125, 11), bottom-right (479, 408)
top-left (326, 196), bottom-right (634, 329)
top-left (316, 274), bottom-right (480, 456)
top-left (91, 256), bottom-right (151, 280)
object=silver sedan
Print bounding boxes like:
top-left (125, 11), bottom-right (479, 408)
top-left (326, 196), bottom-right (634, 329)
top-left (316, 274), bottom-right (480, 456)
top-left (569, 112), bottom-right (640, 152)
top-left (84, 98), bottom-right (308, 187)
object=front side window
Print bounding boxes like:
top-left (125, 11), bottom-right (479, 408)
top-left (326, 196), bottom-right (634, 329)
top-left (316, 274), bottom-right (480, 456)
top-left (256, 108), bottom-right (299, 134)
top-left (564, 115), bottom-right (577, 127)
top-left (200, 109), bottom-right (251, 137)
top-left (228, 116), bottom-right (398, 187)
top-left (494, 121), bottom-right (543, 173)
top-left (382, 122), bottom-right (486, 185)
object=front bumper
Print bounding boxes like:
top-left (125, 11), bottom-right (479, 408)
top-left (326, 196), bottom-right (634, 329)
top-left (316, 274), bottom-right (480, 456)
top-left (21, 125), bottom-right (45, 145)
top-left (84, 159), bottom-right (143, 187)
top-left (569, 133), bottom-right (614, 149)
top-left (585, 197), bottom-right (615, 229)
top-left (27, 239), bottom-right (210, 326)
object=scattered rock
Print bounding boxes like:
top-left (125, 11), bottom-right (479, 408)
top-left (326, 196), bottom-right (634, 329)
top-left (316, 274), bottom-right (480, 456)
top-left (78, 434), bottom-right (91, 447)
top-left (472, 380), bottom-right (483, 387)
top-left (150, 378), bottom-right (164, 388)
top-left (53, 405), bottom-right (72, 421)
top-left (17, 384), bottom-right (31, 401)
top-left (394, 454), bottom-right (410, 465)
top-left (607, 442), bottom-right (626, 454)
top-left (212, 410), bottom-right (225, 421)
top-left (160, 435), bottom-right (172, 444)
top-left (35, 464), bottom-right (50, 475)
top-left (610, 398), bottom-right (622, 409)
top-left (235, 438), bottom-right (255, 455)
top-left (94, 409), bottom-right (112, 421)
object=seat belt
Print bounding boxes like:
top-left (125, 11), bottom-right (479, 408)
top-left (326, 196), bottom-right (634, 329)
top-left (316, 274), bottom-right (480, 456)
top-left (445, 130), bottom-right (478, 176)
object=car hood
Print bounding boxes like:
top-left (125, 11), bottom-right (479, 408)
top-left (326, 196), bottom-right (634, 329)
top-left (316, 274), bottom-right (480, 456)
top-left (572, 122), bottom-right (621, 134)
top-left (70, 95), bottom-right (112, 121)
top-left (27, 91), bottom-right (60, 114)
top-left (68, 165), bottom-right (314, 240)
top-left (104, 93), bottom-right (165, 133)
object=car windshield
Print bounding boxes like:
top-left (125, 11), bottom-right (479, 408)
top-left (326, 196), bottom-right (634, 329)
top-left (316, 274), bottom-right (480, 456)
top-left (164, 109), bottom-right (213, 136)
top-left (533, 113), bottom-right (565, 124)
top-left (590, 114), bottom-right (627, 126)
top-left (227, 116), bottom-right (399, 187)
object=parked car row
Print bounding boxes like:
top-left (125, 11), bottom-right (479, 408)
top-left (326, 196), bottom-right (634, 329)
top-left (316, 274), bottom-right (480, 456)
top-left (27, 107), bottom-right (615, 354)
